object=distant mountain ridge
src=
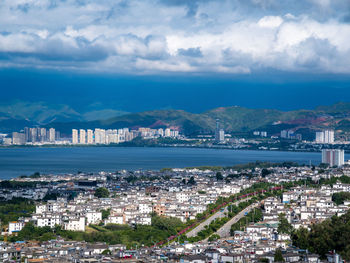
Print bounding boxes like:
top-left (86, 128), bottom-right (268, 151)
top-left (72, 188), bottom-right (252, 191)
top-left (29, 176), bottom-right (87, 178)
top-left (1, 101), bottom-right (350, 136)
top-left (0, 101), bottom-right (128, 133)
top-left (48, 102), bottom-right (350, 137)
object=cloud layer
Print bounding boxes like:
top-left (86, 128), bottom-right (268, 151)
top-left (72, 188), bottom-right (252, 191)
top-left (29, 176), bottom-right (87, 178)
top-left (0, 0), bottom-right (350, 74)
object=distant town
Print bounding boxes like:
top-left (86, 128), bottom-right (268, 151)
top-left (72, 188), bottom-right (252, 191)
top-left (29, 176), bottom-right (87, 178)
top-left (1, 120), bottom-right (350, 157)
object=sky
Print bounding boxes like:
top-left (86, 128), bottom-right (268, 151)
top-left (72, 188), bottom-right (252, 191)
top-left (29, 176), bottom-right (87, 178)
top-left (0, 0), bottom-right (350, 112)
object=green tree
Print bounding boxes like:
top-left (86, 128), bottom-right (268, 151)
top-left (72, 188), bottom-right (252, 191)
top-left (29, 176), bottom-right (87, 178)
top-left (102, 249), bottom-right (111, 255)
top-left (101, 209), bottom-right (111, 220)
top-left (94, 187), bottom-right (110, 198)
top-left (261, 168), bottom-right (271, 178)
top-left (332, 192), bottom-right (350, 205)
top-left (291, 227), bottom-right (309, 249)
top-left (274, 248), bottom-right (284, 262)
top-left (277, 213), bottom-right (292, 234)
top-left (208, 234), bottom-right (220, 242)
top-left (188, 176), bottom-right (196, 185)
top-left (216, 172), bottom-right (224, 181)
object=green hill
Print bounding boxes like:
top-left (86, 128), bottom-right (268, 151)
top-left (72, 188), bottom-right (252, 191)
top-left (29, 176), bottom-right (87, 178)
top-left (1, 101), bottom-right (350, 136)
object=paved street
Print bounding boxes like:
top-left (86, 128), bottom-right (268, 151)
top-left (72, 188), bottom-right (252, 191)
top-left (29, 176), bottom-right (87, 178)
top-left (186, 197), bottom-right (251, 238)
top-left (214, 202), bottom-right (260, 238)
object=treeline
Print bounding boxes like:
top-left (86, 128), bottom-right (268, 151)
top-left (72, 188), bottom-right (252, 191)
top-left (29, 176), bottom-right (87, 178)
top-left (182, 161), bottom-right (300, 172)
top-left (0, 198), bottom-right (35, 226)
top-left (292, 211), bottom-right (350, 260)
top-left (332, 192), bottom-right (350, 205)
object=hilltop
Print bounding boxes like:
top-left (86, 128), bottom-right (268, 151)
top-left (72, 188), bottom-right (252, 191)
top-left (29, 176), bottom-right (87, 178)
top-left (1, 101), bottom-right (350, 137)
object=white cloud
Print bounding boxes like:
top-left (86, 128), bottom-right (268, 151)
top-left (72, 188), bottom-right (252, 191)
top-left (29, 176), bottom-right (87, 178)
top-left (0, 0), bottom-right (349, 74)
top-left (258, 16), bottom-right (283, 28)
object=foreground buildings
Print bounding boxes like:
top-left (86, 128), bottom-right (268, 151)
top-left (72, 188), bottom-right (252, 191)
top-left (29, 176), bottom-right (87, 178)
top-left (1, 164), bottom-right (350, 262)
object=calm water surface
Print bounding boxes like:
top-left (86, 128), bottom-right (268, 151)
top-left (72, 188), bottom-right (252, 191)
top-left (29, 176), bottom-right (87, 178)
top-left (0, 147), bottom-right (340, 179)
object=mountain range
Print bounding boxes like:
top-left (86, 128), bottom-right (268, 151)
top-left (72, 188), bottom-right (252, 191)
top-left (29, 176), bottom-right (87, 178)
top-left (1, 101), bottom-right (350, 137)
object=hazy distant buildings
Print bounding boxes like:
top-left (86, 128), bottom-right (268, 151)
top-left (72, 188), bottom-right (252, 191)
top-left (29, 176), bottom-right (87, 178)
top-left (72, 129), bottom-right (78, 144)
top-left (39, 128), bottom-right (46, 142)
top-left (215, 119), bottom-right (225, 143)
top-left (71, 127), bottom-right (180, 145)
top-left (315, 130), bottom-right (334, 144)
top-left (12, 132), bottom-right (25, 145)
top-left (49, 128), bottom-right (56, 142)
top-left (253, 131), bottom-right (267, 137)
top-left (322, 149), bottom-right (344, 167)
top-left (87, 129), bottom-right (94, 144)
top-left (79, 129), bottom-right (86, 144)
top-left (280, 130), bottom-right (302, 140)
top-left (164, 128), bottom-right (171, 137)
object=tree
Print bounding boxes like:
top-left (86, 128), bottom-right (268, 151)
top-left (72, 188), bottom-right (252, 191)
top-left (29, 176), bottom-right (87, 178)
top-left (188, 176), bottom-right (196, 185)
top-left (101, 209), bottom-right (111, 220)
top-left (94, 187), bottom-right (110, 198)
top-left (261, 168), bottom-right (271, 178)
top-left (216, 172), bottom-right (224, 181)
top-left (102, 249), bottom-right (111, 255)
top-left (332, 192), bottom-right (350, 205)
top-left (277, 213), bottom-right (292, 234)
top-left (274, 248), bottom-right (284, 262)
top-left (208, 234), bottom-right (220, 242)
top-left (291, 227), bottom-right (309, 249)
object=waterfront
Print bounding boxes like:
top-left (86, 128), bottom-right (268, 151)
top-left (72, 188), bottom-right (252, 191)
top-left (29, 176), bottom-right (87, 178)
top-left (0, 147), bottom-right (343, 179)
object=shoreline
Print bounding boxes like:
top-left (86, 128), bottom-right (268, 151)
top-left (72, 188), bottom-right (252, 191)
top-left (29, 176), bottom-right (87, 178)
top-left (0, 143), bottom-right (349, 154)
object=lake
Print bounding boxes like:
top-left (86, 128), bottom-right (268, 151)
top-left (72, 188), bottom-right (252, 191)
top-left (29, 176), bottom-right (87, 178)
top-left (0, 147), bottom-right (340, 179)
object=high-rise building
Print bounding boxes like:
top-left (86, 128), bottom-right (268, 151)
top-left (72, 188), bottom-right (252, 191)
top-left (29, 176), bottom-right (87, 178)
top-left (29, 128), bottom-right (38, 142)
top-left (324, 130), bottom-right (334, 143)
top-left (219, 129), bottom-right (225, 142)
top-left (164, 128), bottom-right (171, 137)
top-left (72, 129), bottom-right (78, 144)
top-left (157, 128), bottom-right (164, 137)
top-left (315, 131), bottom-right (324, 143)
top-left (79, 129), bottom-right (86, 144)
top-left (322, 149), bottom-right (344, 167)
top-left (215, 119), bottom-right (225, 143)
top-left (49, 128), bottom-right (55, 142)
top-left (94, 128), bottom-right (106, 144)
top-left (24, 127), bottom-right (30, 142)
top-left (315, 130), bottom-right (334, 143)
top-left (87, 129), bottom-right (94, 144)
top-left (39, 128), bottom-right (47, 142)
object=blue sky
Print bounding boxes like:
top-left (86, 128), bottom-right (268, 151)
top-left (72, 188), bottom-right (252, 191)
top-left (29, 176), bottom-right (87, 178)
top-left (0, 0), bottom-right (350, 112)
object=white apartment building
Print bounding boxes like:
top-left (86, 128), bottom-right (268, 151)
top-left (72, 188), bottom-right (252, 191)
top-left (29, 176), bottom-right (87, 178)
top-left (105, 215), bottom-right (124, 225)
top-left (87, 129), bottom-right (94, 144)
top-left (79, 129), bottom-right (86, 144)
top-left (49, 128), bottom-right (56, 142)
top-left (165, 128), bottom-right (171, 137)
top-left (72, 129), bottom-right (78, 144)
top-left (37, 214), bottom-right (62, 228)
top-left (8, 221), bottom-right (25, 234)
top-left (322, 149), bottom-right (344, 167)
top-left (64, 217), bottom-right (86, 232)
top-left (86, 211), bottom-right (102, 224)
top-left (315, 130), bottom-right (334, 143)
top-left (95, 129), bottom-right (106, 144)
top-left (138, 203), bottom-right (152, 214)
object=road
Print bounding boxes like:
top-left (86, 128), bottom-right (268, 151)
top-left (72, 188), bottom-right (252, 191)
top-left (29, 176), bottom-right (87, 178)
top-left (186, 197), bottom-right (251, 238)
top-left (214, 201), bottom-right (261, 239)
